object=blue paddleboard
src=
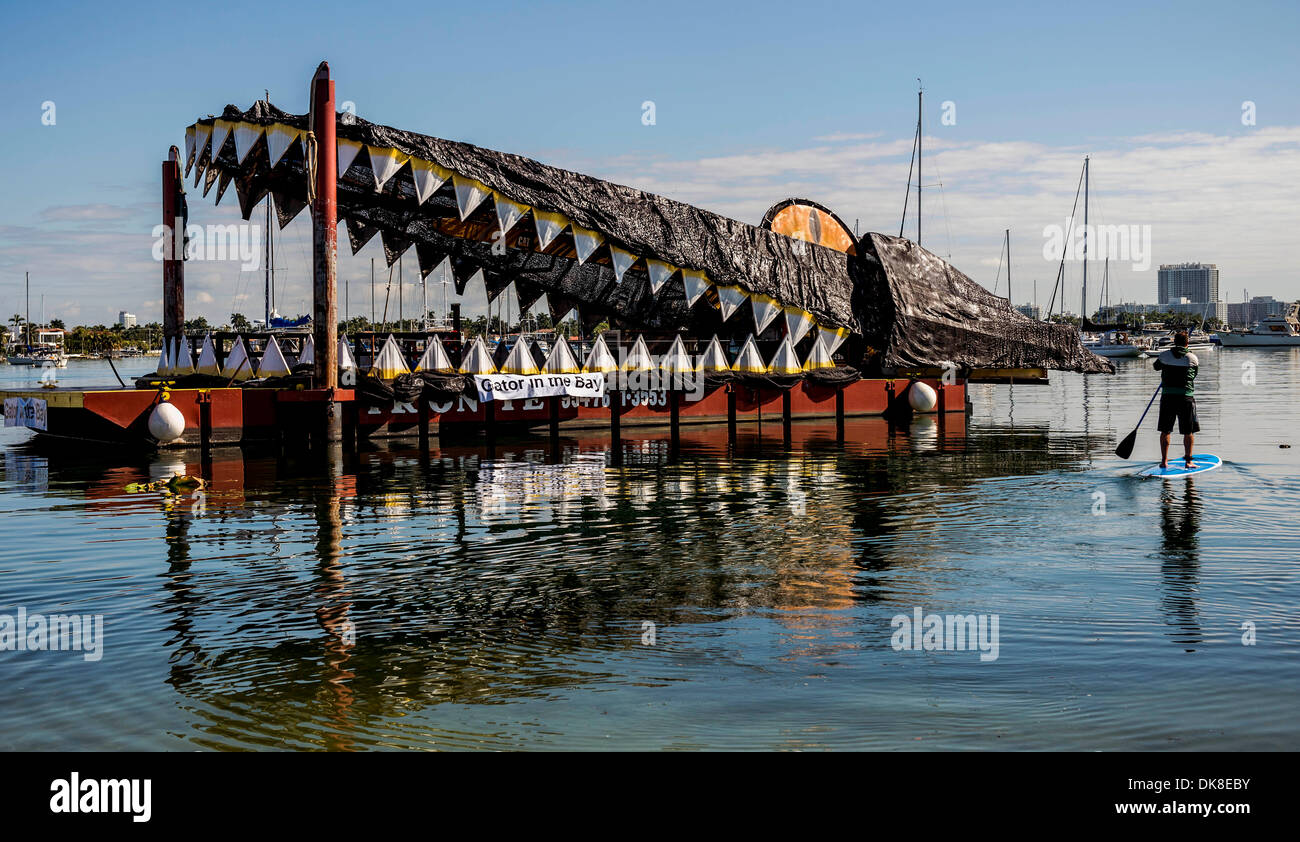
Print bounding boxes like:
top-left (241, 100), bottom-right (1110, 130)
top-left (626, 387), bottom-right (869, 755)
top-left (1137, 454), bottom-right (1222, 478)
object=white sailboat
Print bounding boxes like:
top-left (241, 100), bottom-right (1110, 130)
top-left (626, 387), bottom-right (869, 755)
top-left (1217, 302), bottom-right (1300, 346)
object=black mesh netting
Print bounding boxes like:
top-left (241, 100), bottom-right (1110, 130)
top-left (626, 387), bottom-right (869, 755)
top-left (735, 373), bottom-right (805, 391)
top-left (188, 101), bottom-right (1112, 374)
top-left (855, 234), bottom-right (1114, 374)
top-left (805, 365), bottom-right (862, 386)
top-left (357, 372), bottom-right (469, 406)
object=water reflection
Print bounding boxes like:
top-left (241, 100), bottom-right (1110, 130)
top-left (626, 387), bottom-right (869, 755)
top-left (1158, 478), bottom-right (1203, 650)
top-left (3, 417), bottom-right (1121, 749)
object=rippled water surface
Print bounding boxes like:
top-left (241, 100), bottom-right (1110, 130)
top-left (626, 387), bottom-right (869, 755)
top-left (2, 352), bottom-right (1298, 750)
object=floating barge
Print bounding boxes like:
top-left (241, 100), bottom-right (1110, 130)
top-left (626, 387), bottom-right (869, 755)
top-left (2, 63), bottom-right (1109, 450)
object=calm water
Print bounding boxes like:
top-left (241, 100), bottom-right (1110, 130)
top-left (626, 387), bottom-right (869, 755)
top-left (1, 352), bottom-right (1298, 750)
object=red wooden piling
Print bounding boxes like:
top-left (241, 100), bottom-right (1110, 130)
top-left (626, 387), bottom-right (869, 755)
top-left (310, 62), bottom-right (338, 390)
top-left (162, 147), bottom-right (184, 343)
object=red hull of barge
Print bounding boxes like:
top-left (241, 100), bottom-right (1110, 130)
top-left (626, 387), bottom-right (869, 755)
top-left (3, 378), bottom-right (964, 447)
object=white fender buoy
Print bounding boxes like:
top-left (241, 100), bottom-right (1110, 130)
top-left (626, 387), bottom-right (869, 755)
top-left (907, 381), bottom-right (938, 413)
top-left (148, 402), bottom-right (186, 443)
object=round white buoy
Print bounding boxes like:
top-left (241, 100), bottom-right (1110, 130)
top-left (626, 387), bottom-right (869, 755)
top-left (148, 402), bottom-right (186, 443)
top-left (907, 381), bottom-right (939, 413)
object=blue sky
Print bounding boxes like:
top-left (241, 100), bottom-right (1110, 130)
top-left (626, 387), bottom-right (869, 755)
top-left (2, 0), bottom-right (1298, 325)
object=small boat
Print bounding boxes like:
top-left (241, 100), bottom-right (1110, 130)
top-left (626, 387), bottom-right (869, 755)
top-left (1217, 303), bottom-right (1300, 347)
top-left (6, 346), bottom-right (68, 367)
top-left (1084, 330), bottom-right (1150, 358)
top-left (1146, 329), bottom-right (1216, 354)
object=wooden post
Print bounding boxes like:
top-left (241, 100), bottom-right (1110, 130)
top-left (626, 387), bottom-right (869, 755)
top-left (669, 389), bottom-right (680, 451)
top-left (609, 389), bottom-right (621, 463)
top-left (547, 396), bottom-right (561, 460)
top-left (198, 390), bottom-right (213, 473)
top-left (310, 62), bottom-right (338, 390)
top-left (342, 400), bottom-right (357, 452)
top-left (835, 387), bottom-right (845, 443)
top-left (726, 384), bottom-right (736, 445)
top-left (781, 388), bottom-right (792, 447)
top-left (162, 147), bottom-right (184, 344)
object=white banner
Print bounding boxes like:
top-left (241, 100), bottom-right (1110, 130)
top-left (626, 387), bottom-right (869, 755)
top-left (474, 373), bottom-right (606, 403)
top-left (4, 398), bottom-right (47, 431)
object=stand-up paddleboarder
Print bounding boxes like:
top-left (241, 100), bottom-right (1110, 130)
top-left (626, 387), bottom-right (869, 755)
top-left (1152, 331), bottom-right (1199, 470)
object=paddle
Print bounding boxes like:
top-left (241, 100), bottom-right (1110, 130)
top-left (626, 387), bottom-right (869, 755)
top-left (1115, 383), bottom-right (1162, 459)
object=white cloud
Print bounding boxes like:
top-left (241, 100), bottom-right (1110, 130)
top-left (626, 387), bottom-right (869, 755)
top-left (4, 127), bottom-right (1297, 326)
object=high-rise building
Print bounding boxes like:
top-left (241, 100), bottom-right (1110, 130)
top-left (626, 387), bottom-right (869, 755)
top-left (118, 311), bottom-right (137, 328)
top-left (1227, 296), bottom-right (1287, 328)
top-left (1157, 263), bottom-right (1219, 305)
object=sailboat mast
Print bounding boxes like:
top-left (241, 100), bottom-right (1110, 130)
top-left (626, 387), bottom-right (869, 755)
top-left (917, 84), bottom-right (922, 247)
top-left (1005, 229), bottom-right (1012, 304)
top-left (25, 271), bottom-right (30, 347)
top-left (1081, 155), bottom-right (1089, 324)
top-left (264, 196), bottom-right (271, 329)
top-left (270, 198), bottom-right (275, 314)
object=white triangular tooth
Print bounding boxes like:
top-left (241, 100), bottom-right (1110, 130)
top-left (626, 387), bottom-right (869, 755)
top-left (368, 146), bottom-right (409, 190)
top-left (296, 334), bottom-right (315, 367)
top-left (802, 334), bottom-right (836, 371)
top-left (751, 294), bottom-right (780, 335)
top-left (783, 307), bottom-right (814, 344)
top-left (265, 124), bottom-right (301, 168)
top-left (543, 335), bottom-right (581, 374)
top-left (583, 334), bottom-right (618, 373)
top-left (369, 334), bottom-right (410, 379)
top-left (731, 335), bottom-right (767, 374)
top-left (659, 334), bottom-right (694, 374)
top-left (156, 337), bottom-right (173, 376)
top-left (610, 247), bottom-right (638, 283)
top-left (337, 334), bottom-right (359, 371)
top-left (533, 210), bottom-right (569, 251)
top-left (411, 159), bottom-right (450, 205)
top-left (210, 119), bottom-right (234, 160)
top-left (699, 335), bottom-right (731, 372)
top-left (258, 335), bottom-right (292, 377)
top-left (716, 286), bottom-right (748, 322)
top-left (453, 174), bottom-right (491, 220)
top-left (818, 326), bottom-right (848, 354)
top-left (225, 336), bottom-right (254, 381)
top-left (233, 122), bottom-right (263, 165)
top-left (337, 138), bottom-right (363, 179)
top-left (767, 334), bottom-right (802, 375)
top-left (500, 339), bottom-right (541, 375)
top-left (680, 270), bottom-right (711, 306)
top-left (458, 336), bottom-right (497, 375)
top-left (195, 333), bottom-right (222, 376)
top-left (622, 335), bottom-right (654, 372)
top-left (646, 260), bottom-right (676, 293)
top-left (414, 337), bottom-right (454, 373)
top-left (493, 192), bottom-right (530, 236)
top-left (571, 226), bottom-right (603, 264)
